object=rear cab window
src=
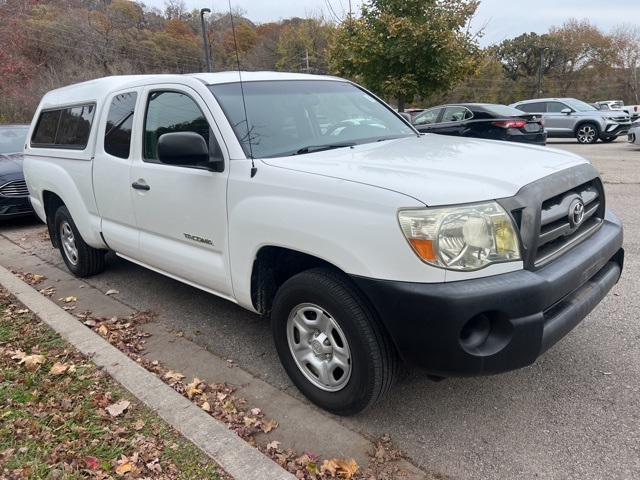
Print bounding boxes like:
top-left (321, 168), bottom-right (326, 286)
top-left (31, 104), bottom-right (95, 148)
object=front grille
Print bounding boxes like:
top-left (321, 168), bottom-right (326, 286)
top-left (0, 179), bottom-right (29, 197)
top-left (535, 180), bottom-right (603, 266)
top-left (497, 164), bottom-right (605, 271)
top-left (612, 115), bottom-right (630, 123)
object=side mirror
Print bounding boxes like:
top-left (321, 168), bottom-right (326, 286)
top-left (561, 108), bottom-right (572, 115)
top-left (157, 131), bottom-right (223, 171)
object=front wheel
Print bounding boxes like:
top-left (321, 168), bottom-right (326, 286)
top-left (271, 267), bottom-right (397, 416)
top-left (576, 123), bottom-right (599, 144)
top-left (54, 206), bottom-right (105, 277)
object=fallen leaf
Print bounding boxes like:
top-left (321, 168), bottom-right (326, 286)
top-left (106, 400), bottom-right (130, 417)
top-left (49, 363), bottom-right (70, 375)
top-left (115, 462), bottom-right (132, 475)
top-left (267, 440), bottom-right (281, 451)
top-left (335, 458), bottom-right (359, 479)
top-left (0, 448), bottom-right (15, 462)
top-left (16, 309), bottom-right (29, 314)
top-left (134, 419), bottom-right (145, 430)
top-left (63, 296), bottom-right (77, 303)
top-left (321, 459), bottom-right (338, 476)
top-left (10, 350), bottom-right (26, 361)
top-left (186, 385), bottom-right (202, 399)
top-left (98, 325), bottom-right (109, 336)
top-left (105, 289), bottom-right (119, 296)
top-left (39, 286), bottom-right (55, 297)
top-left (33, 274), bottom-right (45, 282)
top-left (18, 354), bottom-right (46, 370)
top-left (260, 418), bottom-right (278, 433)
top-left (201, 402), bottom-right (211, 412)
top-left (163, 371), bottom-right (186, 381)
top-left (83, 457), bottom-right (101, 470)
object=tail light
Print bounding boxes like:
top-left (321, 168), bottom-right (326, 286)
top-left (492, 120), bottom-right (527, 129)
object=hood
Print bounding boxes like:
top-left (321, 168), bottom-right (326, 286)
top-left (0, 153), bottom-right (25, 176)
top-left (261, 135), bottom-right (589, 206)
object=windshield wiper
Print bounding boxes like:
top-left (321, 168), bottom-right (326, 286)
top-left (294, 142), bottom-right (356, 155)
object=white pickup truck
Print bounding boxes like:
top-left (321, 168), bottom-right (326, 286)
top-left (24, 72), bottom-right (624, 415)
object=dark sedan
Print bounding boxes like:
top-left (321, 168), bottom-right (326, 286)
top-left (0, 124), bottom-right (33, 218)
top-left (411, 103), bottom-right (547, 145)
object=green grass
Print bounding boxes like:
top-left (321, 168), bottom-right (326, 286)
top-left (0, 290), bottom-right (230, 479)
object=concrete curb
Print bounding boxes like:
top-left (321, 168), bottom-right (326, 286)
top-left (0, 264), bottom-right (295, 480)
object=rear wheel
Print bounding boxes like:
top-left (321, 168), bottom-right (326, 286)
top-left (271, 267), bottom-right (397, 415)
top-left (54, 206), bottom-right (105, 277)
top-left (576, 123), bottom-right (599, 144)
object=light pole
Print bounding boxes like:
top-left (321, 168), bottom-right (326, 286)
top-left (200, 8), bottom-right (211, 73)
top-left (537, 47), bottom-right (548, 99)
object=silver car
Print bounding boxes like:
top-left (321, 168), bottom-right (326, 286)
top-left (628, 121), bottom-right (640, 145)
top-left (510, 98), bottom-right (632, 144)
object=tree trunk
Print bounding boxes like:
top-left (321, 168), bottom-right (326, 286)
top-left (397, 93), bottom-right (405, 112)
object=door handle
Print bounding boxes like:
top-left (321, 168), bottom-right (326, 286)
top-left (131, 182), bottom-right (150, 191)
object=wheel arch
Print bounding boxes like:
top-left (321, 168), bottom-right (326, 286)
top-left (250, 246), bottom-right (335, 315)
top-left (42, 191), bottom-right (65, 248)
top-left (573, 120), bottom-right (600, 136)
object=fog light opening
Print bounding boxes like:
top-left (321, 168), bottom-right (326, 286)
top-left (459, 312), bottom-right (514, 356)
top-left (460, 314), bottom-right (491, 350)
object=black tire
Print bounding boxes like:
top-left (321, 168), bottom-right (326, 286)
top-left (575, 123), bottom-right (599, 144)
top-left (54, 206), bottom-right (105, 277)
top-left (271, 267), bottom-right (397, 416)
top-left (601, 136), bottom-right (616, 143)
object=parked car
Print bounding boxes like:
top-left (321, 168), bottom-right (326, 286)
top-left (404, 108), bottom-right (425, 120)
top-left (596, 100), bottom-right (640, 121)
top-left (0, 124), bottom-right (33, 218)
top-left (411, 103), bottom-right (547, 145)
top-left (510, 98), bottom-right (632, 144)
top-left (628, 121), bottom-right (640, 145)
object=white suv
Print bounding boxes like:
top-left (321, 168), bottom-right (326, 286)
top-left (511, 97), bottom-right (631, 144)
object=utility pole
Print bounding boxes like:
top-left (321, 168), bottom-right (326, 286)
top-left (200, 8), bottom-right (211, 73)
top-left (537, 47), bottom-right (548, 99)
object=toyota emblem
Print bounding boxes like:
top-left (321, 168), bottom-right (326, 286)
top-left (568, 199), bottom-right (585, 229)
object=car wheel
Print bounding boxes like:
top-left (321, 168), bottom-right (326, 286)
top-left (576, 123), bottom-right (599, 144)
top-left (54, 206), bottom-right (105, 277)
top-left (271, 267), bottom-right (397, 416)
top-left (601, 136), bottom-right (616, 143)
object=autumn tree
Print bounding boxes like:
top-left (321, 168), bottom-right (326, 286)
top-left (276, 17), bottom-right (334, 74)
top-left (545, 19), bottom-right (614, 98)
top-left (610, 24), bottom-right (640, 103)
top-left (328, 0), bottom-right (482, 110)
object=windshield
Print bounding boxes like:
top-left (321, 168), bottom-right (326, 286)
top-left (563, 99), bottom-right (598, 112)
top-left (0, 125), bottom-right (29, 154)
top-left (209, 80), bottom-right (414, 158)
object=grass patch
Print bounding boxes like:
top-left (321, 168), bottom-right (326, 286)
top-left (0, 289), bottom-right (231, 479)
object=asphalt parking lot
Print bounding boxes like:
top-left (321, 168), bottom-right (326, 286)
top-left (2, 136), bottom-right (639, 479)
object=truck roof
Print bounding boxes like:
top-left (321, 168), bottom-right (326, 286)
top-left (37, 72), bottom-right (344, 110)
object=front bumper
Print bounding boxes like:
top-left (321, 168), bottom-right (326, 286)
top-left (604, 122), bottom-right (631, 136)
top-left (0, 196), bottom-right (33, 219)
top-left (351, 210), bottom-right (623, 377)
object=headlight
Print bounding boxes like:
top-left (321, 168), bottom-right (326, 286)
top-left (398, 202), bottom-right (521, 271)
